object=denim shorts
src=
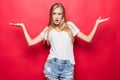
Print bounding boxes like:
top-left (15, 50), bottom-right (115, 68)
top-left (44, 58), bottom-right (74, 80)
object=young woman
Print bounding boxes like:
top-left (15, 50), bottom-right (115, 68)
top-left (10, 3), bottom-right (109, 80)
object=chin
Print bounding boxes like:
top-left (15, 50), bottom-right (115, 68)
top-left (54, 23), bottom-right (60, 26)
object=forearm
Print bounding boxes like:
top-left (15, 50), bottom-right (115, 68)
top-left (77, 16), bottom-right (109, 42)
top-left (10, 23), bottom-right (44, 46)
top-left (87, 21), bottom-right (99, 42)
top-left (22, 25), bottom-right (33, 46)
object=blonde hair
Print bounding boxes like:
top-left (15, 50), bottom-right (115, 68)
top-left (45, 3), bottom-right (74, 45)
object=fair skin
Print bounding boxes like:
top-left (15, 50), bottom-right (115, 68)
top-left (53, 7), bottom-right (62, 27)
top-left (10, 7), bottom-right (109, 46)
top-left (52, 7), bottom-right (63, 32)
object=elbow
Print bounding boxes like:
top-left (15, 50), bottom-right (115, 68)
top-left (86, 39), bottom-right (92, 43)
top-left (88, 39), bottom-right (92, 42)
top-left (28, 41), bottom-right (34, 46)
top-left (28, 43), bottom-right (33, 46)
top-left (86, 35), bottom-right (93, 43)
top-left (28, 44), bottom-right (32, 46)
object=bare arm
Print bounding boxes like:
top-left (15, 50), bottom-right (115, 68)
top-left (10, 23), bottom-right (44, 46)
top-left (77, 16), bottom-right (109, 42)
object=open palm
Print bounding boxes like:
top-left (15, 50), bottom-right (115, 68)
top-left (9, 23), bottom-right (25, 28)
top-left (97, 16), bottom-right (110, 23)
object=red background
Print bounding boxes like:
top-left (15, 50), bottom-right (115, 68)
top-left (0, 0), bottom-right (120, 80)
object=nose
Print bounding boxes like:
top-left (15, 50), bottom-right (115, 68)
top-left (55, 15), bottom-right (59, 20)
top-left (55, 14), bottom-right (59, 18)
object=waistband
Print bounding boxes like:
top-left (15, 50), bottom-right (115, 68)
top-left (51, 58), bottom-right (70, 64)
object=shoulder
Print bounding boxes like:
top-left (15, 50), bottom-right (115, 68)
top-left (45, 26), bottom-right (49, 29)
top-left (67, 21), bottom-right (77, 29)
top-left (41, 26), bottom-right (49, 33)
top-left (67, 21), bottom-right (77, 28)
top-left (43, 26), bottom-right (49, 31)
top-left (67, 21), bottom-right (75, 26)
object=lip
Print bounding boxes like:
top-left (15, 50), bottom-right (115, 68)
top-left (55, 19), bottom-right (59, 23)
top-left (55, 19), bottom-right (59, 21)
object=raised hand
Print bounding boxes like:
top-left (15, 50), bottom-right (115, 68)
top-left (9, 23), bottom-right (25, 28)
top-left (96, 16), bottom-right (110, 24)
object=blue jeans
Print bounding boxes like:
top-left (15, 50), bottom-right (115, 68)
top-left (44, 58), bottom-right (74, 80)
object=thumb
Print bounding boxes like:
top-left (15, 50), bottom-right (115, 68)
top-left (98, 16), bottom-right (101, 20)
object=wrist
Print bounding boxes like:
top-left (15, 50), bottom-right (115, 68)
top-left (96, 20), bottom-right (99, 25)
top-left (21, 24), bottom-right (25, 28)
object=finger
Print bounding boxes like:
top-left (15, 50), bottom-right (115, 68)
top-left (98, 16), bottom-right (101, 20)
top-left (9, 23), bottom-right (17, 26)
top-left (103, 18), bottom-right (110, 21)
top-left (105, 17), bottom-right (110, 20)
top-left (9, 23), bottom-right (21, 27)
top-left (9, 23), bottom-right (14, 25)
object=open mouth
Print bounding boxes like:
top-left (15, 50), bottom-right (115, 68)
top-left (55, 20), bottom-right (59, 22)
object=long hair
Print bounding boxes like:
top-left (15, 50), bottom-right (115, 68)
top-left (45, 3), bottom-right (74, 45)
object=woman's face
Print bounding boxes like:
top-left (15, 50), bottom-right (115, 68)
top-left (52, 7), bottom-right (63, 26)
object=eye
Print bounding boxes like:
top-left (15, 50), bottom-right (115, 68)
top-left (53, 12), bottom-right (56, 15)
top-left (58, 13), bottom-right (62, 15)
